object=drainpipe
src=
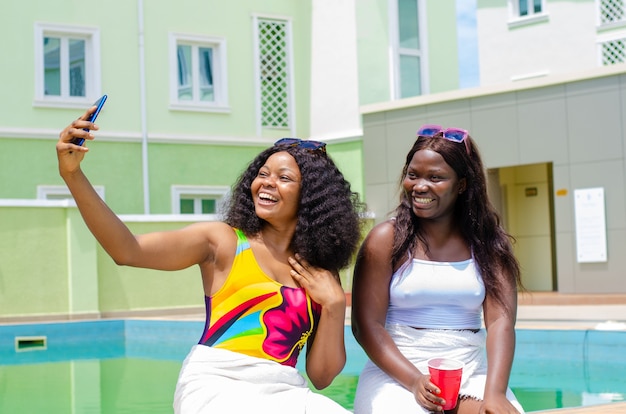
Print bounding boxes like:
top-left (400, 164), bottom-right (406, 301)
top-left (138, 0), bottom-right (150, 214)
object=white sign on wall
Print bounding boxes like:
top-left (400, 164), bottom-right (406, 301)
top-left (574, 187), bottom-right (607, 263)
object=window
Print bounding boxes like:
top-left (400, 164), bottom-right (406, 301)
top-left (391, 0), bottom-right (426, 99)
top-left (510, 0), bottom-right (545, 19)
top-left (254, 17), bottom-right (294, 132)
top-left (180, 198), bottom-right (216, 214)
top-left (599, 0), bottom-right (626, 26)
top-left (171, 186), bottom-right (229, 215)
top-left (34, 23), bottom-right (100, 106)
top-left (37, 185), bottom-right (105, 202)
top-left (169, 34), bottom-right (228, 112)
top-left (508, 0), bottom-right (548, 27)
top-left (517, 0), bottom-right (542, 17)
top-left (599, 37), bottom-right (626, 65)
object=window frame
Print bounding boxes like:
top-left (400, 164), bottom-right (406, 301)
top-left (597, 0), bottom-right (626, 28)
top-left (33, 23), bottom-right (101, 108)
top-left (388, 0), bottom-right (429, 100)
top-left (171, 185), bottom-right (230, 215)
top-left (597, 32), bottom-right (626, 65)
top-left (252, 15), bottom-right (296, 137)
top-left (169, 33), bottom-right (229, 113)
top-left (37, 185), bottom-right (105, 204)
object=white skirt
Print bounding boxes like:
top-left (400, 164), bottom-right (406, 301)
top-left (173, 344), bottom-right (350, 414)
top-left (353, 324), bottom-right (525, 414)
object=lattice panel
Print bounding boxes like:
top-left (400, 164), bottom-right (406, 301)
top-left (600, 0), bottom-right (625, 24)
top-left (258, 20), bottom-right (289, 129)
top-left (601, 39), bottom-right (626, 65)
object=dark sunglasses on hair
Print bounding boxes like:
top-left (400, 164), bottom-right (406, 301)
top-left (417, 124), bottom-right (470, 155)
top-left (274, 138), bottom-right (327, 153)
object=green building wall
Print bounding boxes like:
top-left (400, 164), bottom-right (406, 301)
top-left (0, 203), bottom-right (371, 321)
top-left (0, 0), bottom-right (464, 320)
top-left (0, 206), bottom-right (71, 317)
top-left (355, 0), bottom-right (463, 106)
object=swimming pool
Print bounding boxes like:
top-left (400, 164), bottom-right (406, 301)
top-left (1, 320), bottom-right (624, 413)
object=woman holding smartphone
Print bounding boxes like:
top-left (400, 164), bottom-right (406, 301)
top-left (57, 105), bottom-right (365, 414)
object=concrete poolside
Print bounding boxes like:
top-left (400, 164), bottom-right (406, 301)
top-left (515, 292), bottom-right (626, 330)
top-left (12, 291), bottom-right (623, 328)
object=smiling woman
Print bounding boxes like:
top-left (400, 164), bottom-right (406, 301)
top-left (251, 152), bottom-right (302, 229)
top-left (402, 149), bottom-right (467, 230)
top-left (57, 105), bottom-right (366, 414)
top-left (351, 124), bottom-right (525, 414)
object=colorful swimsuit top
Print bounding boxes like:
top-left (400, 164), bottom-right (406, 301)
top-left (198, 228), bottom-right (321, 367)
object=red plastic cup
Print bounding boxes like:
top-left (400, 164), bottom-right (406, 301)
top-left (427, 357), bottom-right (464, 410)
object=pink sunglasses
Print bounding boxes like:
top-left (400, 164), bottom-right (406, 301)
top-left (417, 124), bottom-right (470, 155)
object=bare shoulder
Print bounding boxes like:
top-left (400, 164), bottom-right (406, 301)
top-left (184, 221), bottom-right (239, 268)
top-left (354, 220), bottom-right (395, 297)
top-left (364, 219), bottom-right (395, 246)
top-left (184, 220), bottom-right (232, 234)
top-left (184, 221), bottom-right (236, 245)
top-left (358, 219), bottom-right (395, 262)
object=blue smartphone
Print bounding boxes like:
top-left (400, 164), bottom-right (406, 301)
top-left (72, 94), bottom-right (107, 146)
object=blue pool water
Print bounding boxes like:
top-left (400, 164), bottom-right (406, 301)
top-left (1, 320), bottom-right (625, 413)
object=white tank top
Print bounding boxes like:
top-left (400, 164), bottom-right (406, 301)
top-left (386, 257), bottom-right (485, 329)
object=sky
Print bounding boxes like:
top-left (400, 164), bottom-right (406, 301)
top-left (456, 0), bottom-right (480, 89)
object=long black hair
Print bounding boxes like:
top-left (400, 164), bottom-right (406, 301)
top-left (225, 142), bottom-right (365, 273)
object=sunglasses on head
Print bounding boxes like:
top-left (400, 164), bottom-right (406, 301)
top-left (274, 138), bottom-right (327, 153)
top-left (417, 124), bottom-right (470, 155)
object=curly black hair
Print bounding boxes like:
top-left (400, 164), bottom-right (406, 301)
top-left (391, 133), bottom-right (522, 309)
top-left (225, 142), bottom-right (365, 273)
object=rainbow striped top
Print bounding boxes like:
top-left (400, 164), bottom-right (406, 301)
top-left (198, 228), bottom-right (321, 367)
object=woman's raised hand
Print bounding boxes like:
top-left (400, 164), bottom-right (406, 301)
top-left (56, 106), bottom-right (99, 175)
